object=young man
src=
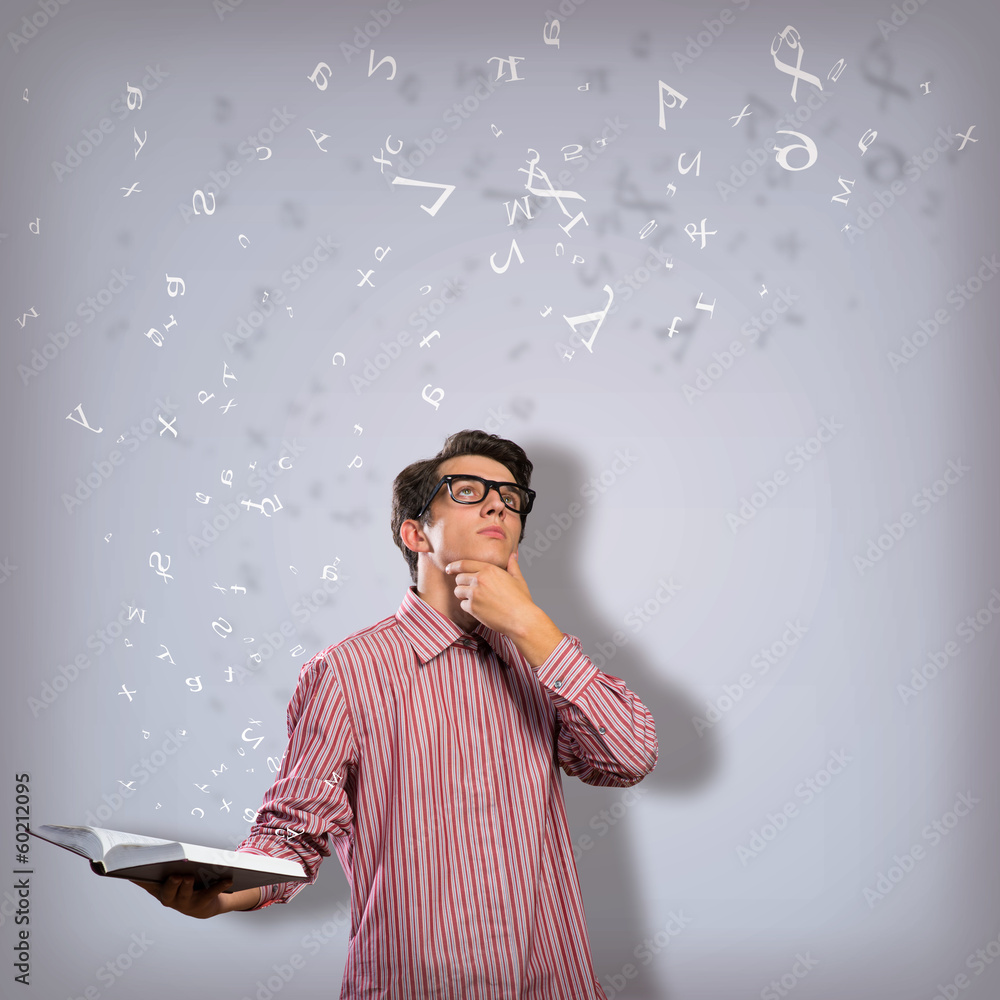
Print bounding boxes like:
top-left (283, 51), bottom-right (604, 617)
top-left (136, 429), bottom-right (658, 998)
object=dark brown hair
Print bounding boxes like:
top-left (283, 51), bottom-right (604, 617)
top-left (391, 429), bottom-right (533, 584)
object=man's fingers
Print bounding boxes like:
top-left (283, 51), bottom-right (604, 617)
top-left (158, 875), bottom-right (181, 905)
top-left (173, 875), bottom-right (196, 906)
top-left (134, 874), bottom-right (234, 916)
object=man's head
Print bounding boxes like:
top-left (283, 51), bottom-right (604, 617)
top-left (392, 430), bottom-right (533, 585)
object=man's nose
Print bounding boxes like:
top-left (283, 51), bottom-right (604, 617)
top-left (482, 488), bottom-right (507, 513)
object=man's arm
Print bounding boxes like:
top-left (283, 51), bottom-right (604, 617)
top-left (447, 551), bottom-right (658, 787)
top-left (518, 621), bottom-right (659, 787)
top-left (235, 654), bottom-right (357, 910)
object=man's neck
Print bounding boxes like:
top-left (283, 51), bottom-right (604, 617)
top-left (414, 572), bottom-right (479, 633)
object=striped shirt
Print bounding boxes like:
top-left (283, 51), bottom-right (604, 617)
top-left (237, 585), bottom-right (658, 1000)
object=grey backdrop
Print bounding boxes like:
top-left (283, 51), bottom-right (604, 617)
top-left (2, 0), bottom-right (999, 997)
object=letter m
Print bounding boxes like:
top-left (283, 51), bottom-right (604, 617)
top-left (503, 196), bottom-right (534, 226)
top-left (831, 176), bottom-right (855, 206)
top-left (127, 605), bottom-right (146, 623)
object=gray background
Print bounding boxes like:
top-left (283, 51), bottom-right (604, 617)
top-left (2, 0), bottom-right (999, 997)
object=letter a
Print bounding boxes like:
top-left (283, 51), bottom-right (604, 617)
top-left (658, 80), bottom-right (688, 128)
top-left (562, 284), bottom-right (614, 352)
top-left (66, 404), bottom-right (103, 434)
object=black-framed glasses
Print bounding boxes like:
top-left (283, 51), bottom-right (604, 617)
top-left (416, 475), bottom-right (536, 519)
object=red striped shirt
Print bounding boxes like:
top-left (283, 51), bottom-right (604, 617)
top-left (237, 585), bottom-right (658, 999)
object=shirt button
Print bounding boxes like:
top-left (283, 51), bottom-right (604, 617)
top-left (553, 679), bottom-right (563, 689)
top-left (598, 726), bottom-right (606, 734)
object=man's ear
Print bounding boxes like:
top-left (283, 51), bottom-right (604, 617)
top-left (399, 518), bottom-right (430, 555)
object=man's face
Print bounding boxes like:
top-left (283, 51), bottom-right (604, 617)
top-left (410, 454), bottom-right (523, 574)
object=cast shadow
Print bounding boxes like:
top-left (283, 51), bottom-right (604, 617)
top-left (519, 440), bottom-right (721, 1000)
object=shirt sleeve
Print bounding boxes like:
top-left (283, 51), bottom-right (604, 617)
top-left (531, 633), bottom-right (658, 787)
top-left (235, 653), bottom-right (357, 909)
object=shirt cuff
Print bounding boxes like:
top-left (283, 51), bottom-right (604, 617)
top-left (532, 634), bottom-right (598, 703)
top-left (235, 845), bottom-right (299, 909)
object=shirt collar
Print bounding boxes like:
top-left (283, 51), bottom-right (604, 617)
top-left (395, 586), bottom-right (505, 667)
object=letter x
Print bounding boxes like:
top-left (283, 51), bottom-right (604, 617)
top-left (729, 104), bottom-right (752, 126)
top-left (357, 269), bottom-right (375, 287)
top-left (956, 125), bottom-right (978, 150)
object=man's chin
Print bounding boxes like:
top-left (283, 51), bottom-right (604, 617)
top-left (469, 543), bottom-right (512, 566)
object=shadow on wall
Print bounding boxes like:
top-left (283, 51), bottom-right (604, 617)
top-left (520, 440), bottom-right (720, 1000)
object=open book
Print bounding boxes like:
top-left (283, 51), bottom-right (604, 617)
top-left (30, 825), bottom-right (307, 893)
